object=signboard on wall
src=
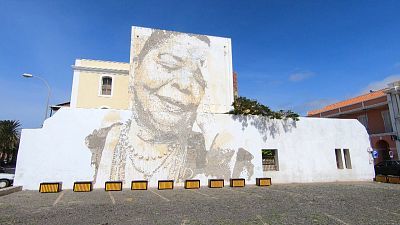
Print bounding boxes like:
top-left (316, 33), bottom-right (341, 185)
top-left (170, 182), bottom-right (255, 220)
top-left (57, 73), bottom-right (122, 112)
top-left (372, 150), bottom-right (378, 159)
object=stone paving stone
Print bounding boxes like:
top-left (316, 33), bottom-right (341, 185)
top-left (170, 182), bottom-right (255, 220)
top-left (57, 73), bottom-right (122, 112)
top-left (0, 182), bottom-right (399, 225)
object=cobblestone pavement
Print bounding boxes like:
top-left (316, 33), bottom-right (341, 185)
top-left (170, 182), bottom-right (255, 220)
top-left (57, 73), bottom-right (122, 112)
top-left (0, 182), bottom-right (399, 225)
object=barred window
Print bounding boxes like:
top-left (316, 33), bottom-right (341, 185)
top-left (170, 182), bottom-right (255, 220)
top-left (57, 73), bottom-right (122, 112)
top-left (335, 149), bottom-right (344, 169)
top-left (262, 149), bottom-right (279, 171)
top-left (101, 76), bottom-right (112, 95)
top-left (381, 110), bottom-right (393, 133)
top-left (343, 149), bottom-right (352, 169)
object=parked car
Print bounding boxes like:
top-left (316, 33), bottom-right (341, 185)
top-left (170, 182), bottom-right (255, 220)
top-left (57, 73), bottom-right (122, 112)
top-left (0, 167), bottom-right (14, 189)
top-left (374, 160), bottom-right (400, 176)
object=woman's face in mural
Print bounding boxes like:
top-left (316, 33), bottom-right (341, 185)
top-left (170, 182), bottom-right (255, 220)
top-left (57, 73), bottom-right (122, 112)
top-left (134, 34), bottom-right (208, 133)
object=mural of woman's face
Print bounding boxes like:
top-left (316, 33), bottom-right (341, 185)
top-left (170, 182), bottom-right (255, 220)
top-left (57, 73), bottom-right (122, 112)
top-left (134, 33), bottom-right (208, 134)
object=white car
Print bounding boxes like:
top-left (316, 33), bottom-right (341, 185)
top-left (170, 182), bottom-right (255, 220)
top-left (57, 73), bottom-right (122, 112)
top-left (0, 167), bottom-right (14, 189)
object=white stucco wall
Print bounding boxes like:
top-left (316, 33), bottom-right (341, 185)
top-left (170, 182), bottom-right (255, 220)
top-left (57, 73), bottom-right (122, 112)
top-left (259, 117), bottom-right (374, 183)
top-left (14, 108), bottom-right (374, 190)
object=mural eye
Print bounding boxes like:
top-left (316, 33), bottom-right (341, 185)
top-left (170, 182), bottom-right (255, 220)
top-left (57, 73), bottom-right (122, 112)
top-left (157, 53), bottom-right (181, 70)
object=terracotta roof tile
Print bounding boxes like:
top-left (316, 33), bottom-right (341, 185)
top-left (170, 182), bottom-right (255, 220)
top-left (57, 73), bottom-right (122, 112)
top-left (307, 89), bottom-right (387, 116)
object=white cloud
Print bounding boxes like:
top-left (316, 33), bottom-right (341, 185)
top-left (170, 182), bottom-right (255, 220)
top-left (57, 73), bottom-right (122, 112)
top-left (288, 71), bottom-right (314, 82)
top-left (359, 75), bottom-right (400, 94)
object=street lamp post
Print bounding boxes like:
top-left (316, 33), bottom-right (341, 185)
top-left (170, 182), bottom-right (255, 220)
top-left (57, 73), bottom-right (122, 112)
top-left (22, 73), bottom-right (51, 123)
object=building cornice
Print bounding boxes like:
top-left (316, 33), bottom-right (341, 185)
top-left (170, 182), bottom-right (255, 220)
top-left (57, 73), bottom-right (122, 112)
top-left (72, 65), bottom-right (129, 75)
top-left (369, 132), bottom-right (395, 137)
top-left (323, 101), bottom-right (388, 118)
top-left (308, 91), bottom-right (388, 117)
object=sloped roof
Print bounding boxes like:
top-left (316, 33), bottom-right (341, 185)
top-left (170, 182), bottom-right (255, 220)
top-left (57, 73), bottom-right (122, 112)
top-left (307, 89), bottom-right (387, 116)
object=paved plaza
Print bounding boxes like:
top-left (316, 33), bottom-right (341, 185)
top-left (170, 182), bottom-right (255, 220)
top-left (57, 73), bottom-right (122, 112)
top-left (1, 182), bottom-right (399, 225)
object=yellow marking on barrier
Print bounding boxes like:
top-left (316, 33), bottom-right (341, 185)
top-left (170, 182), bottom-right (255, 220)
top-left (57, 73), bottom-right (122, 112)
top-left (105, 181), bottom-right (122, 191)
top-left (375, 175), bottom-right (388, 183)
top-left (185, 180), bottom-right (200, 189)
top-left (39, 183), bottom-right (62, 193)
top-left (131, 181), bottom-right (148, 190)
top-left (387, 176), bottom-right (400, 184)
top-left (209, 179), bottom-right (224, 188)
top-left (230, 179), bottom-right (245, 187)
top-left (256, 178), bottom-right (272, 186)
top-left (73, 182), bottom-right (92, 192)
top-left (158, 180), bottom-right (174, 190)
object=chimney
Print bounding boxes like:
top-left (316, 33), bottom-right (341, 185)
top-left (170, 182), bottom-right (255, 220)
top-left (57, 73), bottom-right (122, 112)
top-left (233, 71), bottom-right (238, 98)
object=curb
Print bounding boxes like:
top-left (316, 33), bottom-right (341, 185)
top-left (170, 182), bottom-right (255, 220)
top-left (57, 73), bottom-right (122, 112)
top-left (0, 186), bottom-right (22, 197)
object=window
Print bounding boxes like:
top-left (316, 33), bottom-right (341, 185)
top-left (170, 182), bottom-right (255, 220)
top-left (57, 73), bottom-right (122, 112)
top-left (335, 149), bottom-right (344, 169)
top-left (357, 114), bottom-right (368, 128)
top-left (381, 110), bottom-right (393, 133)
top-left (101, 76), bottom-right (112, 96)
top-left (343, 149), bottom-right (352, 169)
top-left (335, 149), bottom-right (352, 169)
top-left (262, 149), bottom-right (279, 171)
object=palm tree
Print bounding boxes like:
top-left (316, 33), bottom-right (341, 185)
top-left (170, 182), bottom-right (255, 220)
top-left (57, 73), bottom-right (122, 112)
top-left (0, 120), bottom-right (21, 164)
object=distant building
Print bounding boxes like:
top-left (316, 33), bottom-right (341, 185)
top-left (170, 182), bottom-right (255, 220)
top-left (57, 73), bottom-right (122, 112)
top-left (308, 84), bottom-right (400, 164)
top-left (233, 71), bottom-right (238, 98)
top-left (70, 59), bottom-right (131, 110)
top-left (50, 102), bottom-right (70, 116)
top-left (51, 60), bottom-right (239, 113)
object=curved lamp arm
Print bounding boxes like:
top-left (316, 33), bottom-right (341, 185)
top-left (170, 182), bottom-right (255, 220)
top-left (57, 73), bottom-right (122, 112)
top-left (22, 73), bottom-right (52, 123)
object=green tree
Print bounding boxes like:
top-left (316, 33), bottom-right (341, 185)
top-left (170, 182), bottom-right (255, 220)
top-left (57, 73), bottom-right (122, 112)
top-left (229, 96), bottom-right (299, 121)
top-left (0, 120), bottom-right (21, 163)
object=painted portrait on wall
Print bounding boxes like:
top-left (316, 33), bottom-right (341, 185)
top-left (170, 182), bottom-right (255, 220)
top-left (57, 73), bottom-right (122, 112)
top-left (85, 27), bottom-right (254, 186)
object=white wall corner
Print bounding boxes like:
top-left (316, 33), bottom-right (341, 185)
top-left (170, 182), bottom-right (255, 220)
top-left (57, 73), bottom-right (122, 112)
top-left (70, 67), bottom-right (80, 108)
top-left (226, 38), bottom-right (234, 111)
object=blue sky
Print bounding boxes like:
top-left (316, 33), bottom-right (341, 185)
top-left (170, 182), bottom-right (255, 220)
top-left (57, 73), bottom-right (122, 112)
top-left (1, 0), bottom-right (400, 128)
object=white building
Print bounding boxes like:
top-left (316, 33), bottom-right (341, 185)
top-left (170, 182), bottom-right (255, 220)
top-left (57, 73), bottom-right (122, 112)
top-left (14, 26), bottom-right (375, 190)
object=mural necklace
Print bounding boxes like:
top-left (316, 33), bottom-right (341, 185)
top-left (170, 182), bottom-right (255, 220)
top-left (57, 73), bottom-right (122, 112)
top-left (113, 120), bottom-right (184, 180)
top-left (127, 146), bottom-right (174, 179)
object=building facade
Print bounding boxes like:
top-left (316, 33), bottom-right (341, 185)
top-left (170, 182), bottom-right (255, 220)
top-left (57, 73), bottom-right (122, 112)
top-left (308, 87), bottom-right (400, 164)
top-left (52, 60), bottom-right (239, 113)
top-left (70, 59), bottom-right (130, 110)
